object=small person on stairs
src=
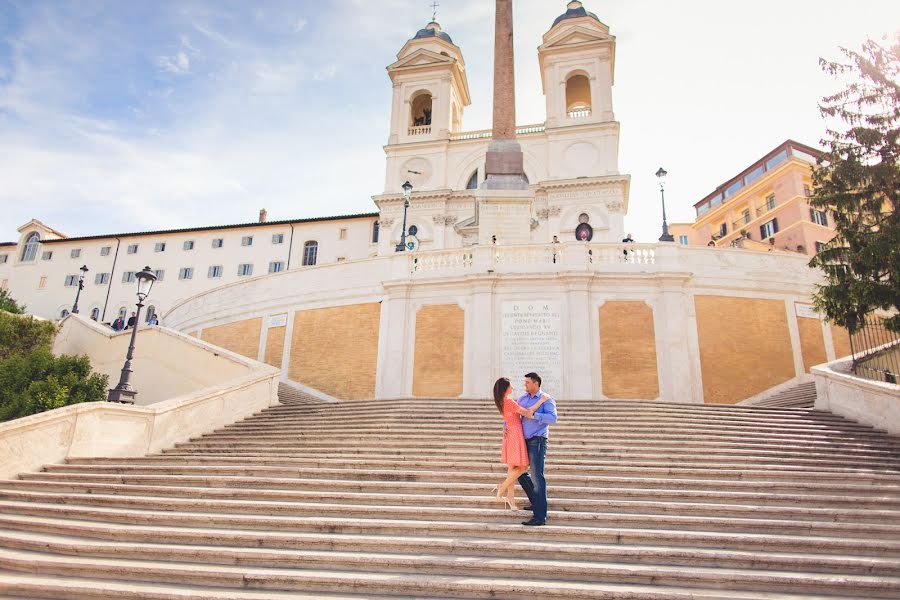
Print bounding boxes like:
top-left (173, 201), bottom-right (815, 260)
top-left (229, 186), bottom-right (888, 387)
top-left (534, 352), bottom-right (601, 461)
top-left (491, 377), bottom-right (551, 515)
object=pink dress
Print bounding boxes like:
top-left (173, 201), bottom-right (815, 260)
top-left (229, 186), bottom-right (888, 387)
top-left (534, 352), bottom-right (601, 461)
top-left (501, 398), bottom-right (529, 467)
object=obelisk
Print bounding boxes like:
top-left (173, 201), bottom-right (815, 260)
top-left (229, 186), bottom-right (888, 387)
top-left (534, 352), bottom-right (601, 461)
top-left (476, 0), bottom-right (534, 245)
top-left (483, 0), bottom-right (528, 190)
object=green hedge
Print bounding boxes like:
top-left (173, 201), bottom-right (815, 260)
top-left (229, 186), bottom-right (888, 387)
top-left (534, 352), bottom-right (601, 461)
top-left (0, 312), bottom-right (109, 422)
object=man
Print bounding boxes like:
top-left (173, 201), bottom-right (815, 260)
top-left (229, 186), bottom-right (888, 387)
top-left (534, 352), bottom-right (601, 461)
top-left (125, 311), bottom-right (137, 330)
top-left (517, 372), bottom-right (557, 526)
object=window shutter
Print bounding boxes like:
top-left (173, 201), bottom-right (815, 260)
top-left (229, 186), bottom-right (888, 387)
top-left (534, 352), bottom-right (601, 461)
top-left (759, 225), bottom-right (766, 239)
top-left (822, 212), bottom-right (828, 227)
top-left (810, 208), bottom-right (815, 221)
top-left (772, 218), bottom-right (779, 234)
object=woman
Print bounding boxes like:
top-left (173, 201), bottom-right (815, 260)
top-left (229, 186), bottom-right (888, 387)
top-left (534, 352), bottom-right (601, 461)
top-left (491, 377), bottom-right (549, 510)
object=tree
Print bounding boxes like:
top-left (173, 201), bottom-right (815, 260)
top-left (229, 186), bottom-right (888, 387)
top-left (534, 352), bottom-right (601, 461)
top-left (0, 311), bottom-right (56, 360)
top-left (0, 288), bottom-right (25, 314)
top-left (809, 36), bottom-right (900, 333)
top-left (0, 311), bottom-right (108, 422)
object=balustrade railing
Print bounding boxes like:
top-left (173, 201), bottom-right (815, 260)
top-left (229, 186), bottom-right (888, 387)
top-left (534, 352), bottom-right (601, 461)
top-left (408, 242), bottom-right (658, 275)
top-left (408, 126), bottom-right (431, 136)
top-left (567, 108), bottom-right (592, 119)
top-left (449, 124), bottom-right (546, 141)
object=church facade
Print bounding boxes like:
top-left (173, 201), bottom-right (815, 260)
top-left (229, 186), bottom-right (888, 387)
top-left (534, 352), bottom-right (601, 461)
top-left (1, 2), bottom-right (843, 405)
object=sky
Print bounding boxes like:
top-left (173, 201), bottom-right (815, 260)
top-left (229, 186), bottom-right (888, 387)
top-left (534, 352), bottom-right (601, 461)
top-left (1, 0), bottom-right (898, 243)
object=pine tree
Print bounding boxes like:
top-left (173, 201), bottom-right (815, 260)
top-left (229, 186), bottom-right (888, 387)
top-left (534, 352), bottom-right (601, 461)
top-left (810, 35), bottom-right (900, 333)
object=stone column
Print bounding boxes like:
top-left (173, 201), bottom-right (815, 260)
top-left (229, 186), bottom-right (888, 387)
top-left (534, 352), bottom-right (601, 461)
top-left (483, 0), bottom-right (527, 190)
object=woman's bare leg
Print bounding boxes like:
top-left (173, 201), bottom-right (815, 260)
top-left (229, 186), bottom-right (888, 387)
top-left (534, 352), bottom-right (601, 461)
top-left (497, 465), bottom-right (529, 500)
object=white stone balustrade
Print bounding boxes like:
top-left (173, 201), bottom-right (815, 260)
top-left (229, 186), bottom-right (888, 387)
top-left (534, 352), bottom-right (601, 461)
top-left (408, 126), bottom-right (431, 136)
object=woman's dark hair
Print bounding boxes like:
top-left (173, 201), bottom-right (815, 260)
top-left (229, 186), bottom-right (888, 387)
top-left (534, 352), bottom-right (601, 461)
top-left (493, 377), bottom-right (511, 414)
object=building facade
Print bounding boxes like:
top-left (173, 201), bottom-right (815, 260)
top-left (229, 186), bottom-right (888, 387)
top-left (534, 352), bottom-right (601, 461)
top-left (670, 140), bottom-right (837, 254)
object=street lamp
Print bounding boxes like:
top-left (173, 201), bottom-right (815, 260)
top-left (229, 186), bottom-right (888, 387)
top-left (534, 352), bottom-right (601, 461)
top-left (396, 180), bottom-right (413, 252)
top-left (107, 266), bottom-right (157, 404)
top-left (656, 167), bottom-right (675, 242)
top-left (71, 265), bottom-right (89, 314)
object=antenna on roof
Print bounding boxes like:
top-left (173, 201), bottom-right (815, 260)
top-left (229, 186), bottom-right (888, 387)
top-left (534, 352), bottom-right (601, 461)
top-left (430, 0), bottom-right (439, 22)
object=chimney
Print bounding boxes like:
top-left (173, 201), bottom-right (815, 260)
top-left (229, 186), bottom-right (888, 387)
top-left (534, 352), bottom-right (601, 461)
top-left (259, 208), bottom-right (267, 223)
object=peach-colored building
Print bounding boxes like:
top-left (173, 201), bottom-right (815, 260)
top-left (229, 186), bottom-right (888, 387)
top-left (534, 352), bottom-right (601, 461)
top-left (670, 140), bottom-right (836, 255)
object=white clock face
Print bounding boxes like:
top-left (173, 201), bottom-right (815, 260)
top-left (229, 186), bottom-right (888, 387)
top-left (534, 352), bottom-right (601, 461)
top-left (401, 157), bottom-right (431, 189)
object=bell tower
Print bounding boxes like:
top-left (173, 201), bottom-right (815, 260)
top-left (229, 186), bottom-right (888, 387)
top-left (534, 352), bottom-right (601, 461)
top-left (385, 22), bottom-right (471, 148)
top-left (539, 1), bottom-right (616, 130)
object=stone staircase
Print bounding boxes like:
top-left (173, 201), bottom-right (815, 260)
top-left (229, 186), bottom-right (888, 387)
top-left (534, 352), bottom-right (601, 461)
top-left (1, 394), bottom-right (899, 599)
top-left (743, 381), bottom-right (818, 409)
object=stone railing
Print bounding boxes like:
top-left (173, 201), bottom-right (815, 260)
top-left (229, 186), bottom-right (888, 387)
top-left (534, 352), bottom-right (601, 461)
top-left (408, 125), bottom-right (431, 136)
top-left (408, 243), bottom-right (659, 275)
top-left (0, 315), bottom-right (280, 479)
top-left (449, 124), bottom-right (546, 141)
top-left (567, 108), bottom-right (592, 119)
top-left (813, 356), bottom-right (900, 435)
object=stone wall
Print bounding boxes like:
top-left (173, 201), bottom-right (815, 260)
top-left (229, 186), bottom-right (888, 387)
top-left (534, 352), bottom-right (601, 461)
top-left (412, 304), bottom-right (464, 397)
top-left (695, 296), bottom-right (795, 404)
top-left (201, 318), bottom-right (262, 360)
top-left (798, 316), bottom-right (827, 373)
top-left (599, 301), bottom-right (659, 400)
top-left (288, 303), bottom-right (381, 400)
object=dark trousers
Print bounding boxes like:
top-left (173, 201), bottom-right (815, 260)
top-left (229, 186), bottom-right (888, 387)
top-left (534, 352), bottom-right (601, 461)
top-left (517, 436), bottom-right (548, 521)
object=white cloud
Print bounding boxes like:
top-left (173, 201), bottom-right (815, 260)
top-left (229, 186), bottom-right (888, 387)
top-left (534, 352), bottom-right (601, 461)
top-left (157, 51), bottom-right (191, 74)
top-left (293, 18), bottom-right (307, 33)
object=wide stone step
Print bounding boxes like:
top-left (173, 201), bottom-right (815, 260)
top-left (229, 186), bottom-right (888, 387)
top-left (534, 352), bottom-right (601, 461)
top-left (158, 445), bottom-right (900, 469)
top-left (16, 473), bottom-right (899, 509)
top-left (2, 513), bottom-right (897, 577)
top-left (195, 429), bottom-right (900, 449)
top-left (216, 422), bottom-right (900, 442)
top-left (40, 464), bottom-right (900, 496)
top-left (2, 489), bottom-right (898, 538)
top-left (2, 479), bottom-right (895, 523)
top-left (1, 566), bottom-right (877, 600)
top-left (0, 532), bottom-right (900, 598)
top-left (3, 500), bottom-right (898, 558)
top-left (64, 455), bottom-right (900, 480)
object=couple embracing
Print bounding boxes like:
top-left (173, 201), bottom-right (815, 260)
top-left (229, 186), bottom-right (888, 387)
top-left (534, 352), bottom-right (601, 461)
top-left (492, 372), bottom-right (557, 527)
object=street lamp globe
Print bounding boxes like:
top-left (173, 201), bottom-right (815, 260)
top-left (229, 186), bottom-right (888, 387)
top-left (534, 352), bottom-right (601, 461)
top-left (135, 266), bottom-right (157, 301)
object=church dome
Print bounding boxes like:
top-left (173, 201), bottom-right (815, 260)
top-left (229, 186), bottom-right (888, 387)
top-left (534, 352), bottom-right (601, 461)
top-left (552, 1), bottom-right (601, 28)
top-left (413, 21), bottom-right (454, 45)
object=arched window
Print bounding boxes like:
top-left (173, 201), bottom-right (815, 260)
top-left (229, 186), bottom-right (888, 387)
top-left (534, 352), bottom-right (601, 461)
top-left (90, 307), bottom-right (100, 321)
top-left (466, 170), bottom-right (479, 190)
top-left (410, 93), bottom-right (433, 127)
top-left (565, 74), bottom-right (591, 118)
top-left (372, 221), bottom-right (380, 244)
top-left (59, 308), bottom-right (69, 319)
top-left (20, 232), bottom-right (40, 262)
top-left (145, 306), bottom-right (156, 323)
top-left (302, 241), bottom-right (318, 266)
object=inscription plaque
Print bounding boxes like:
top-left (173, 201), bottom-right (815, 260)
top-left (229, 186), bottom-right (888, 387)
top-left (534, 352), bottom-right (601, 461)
top-left (501, 301), bottom-right (562, 395)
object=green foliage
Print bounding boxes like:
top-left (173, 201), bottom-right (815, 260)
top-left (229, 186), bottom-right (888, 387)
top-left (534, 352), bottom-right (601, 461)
top-left (0, 311), bottom-right (56, 360)
top-left (0, 288), bottom-right (25, 314)
top-left (809, 36), bottom-right (900, 332)
top-left (0, 350), bottom-right (109, 422)
top-left (0, 313), bottom-right (108, 422)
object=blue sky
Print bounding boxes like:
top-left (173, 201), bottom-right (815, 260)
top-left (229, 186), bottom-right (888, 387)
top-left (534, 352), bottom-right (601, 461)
top-left (1, 0), bottom-right (898, 243)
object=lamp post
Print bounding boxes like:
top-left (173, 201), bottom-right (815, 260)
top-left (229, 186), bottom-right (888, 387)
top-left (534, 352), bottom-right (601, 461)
top-left (107, 266), bottom-right (157, 404)
top-left (656, 167), bottom-right (675, 242)
top-left (396, 180), bottom-right (412, 252)
top-left (71, 264), bottom-right (89, 314)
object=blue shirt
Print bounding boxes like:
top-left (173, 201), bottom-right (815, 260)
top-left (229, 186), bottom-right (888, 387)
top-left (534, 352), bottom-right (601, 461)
top-left (518, 390), bottom-right (558, 439)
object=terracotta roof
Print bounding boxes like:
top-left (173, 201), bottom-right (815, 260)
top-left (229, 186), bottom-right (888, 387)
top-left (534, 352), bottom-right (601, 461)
top-left (41, 212), bottom-right (379, 244)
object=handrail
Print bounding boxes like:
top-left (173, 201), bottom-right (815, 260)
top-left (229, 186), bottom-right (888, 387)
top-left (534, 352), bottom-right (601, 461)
top-left (849, 311), bottom-right (900, 384)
